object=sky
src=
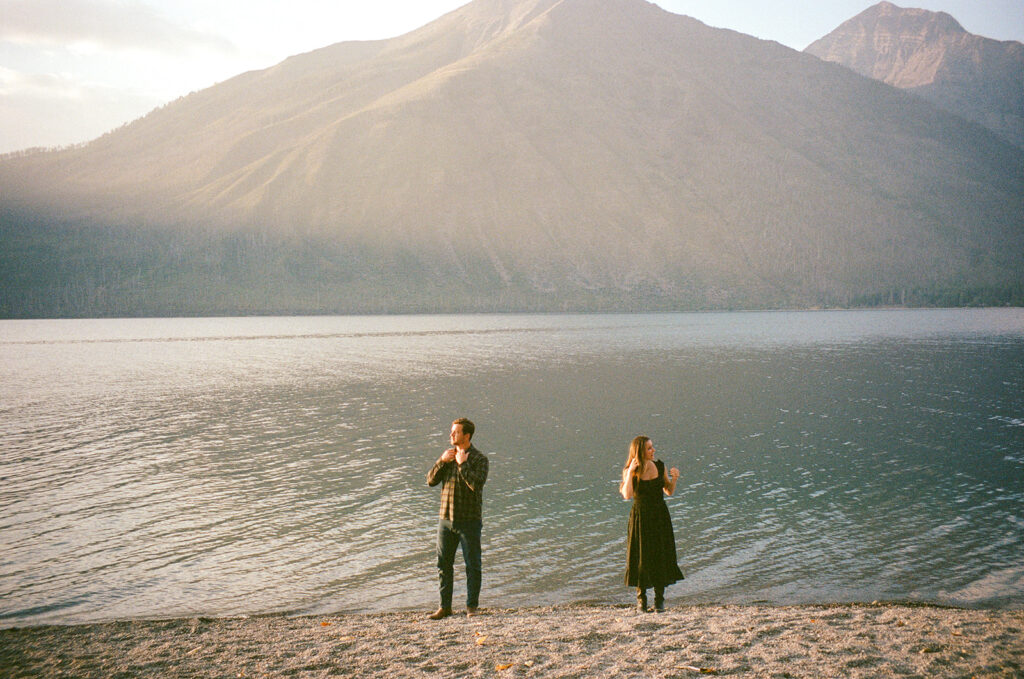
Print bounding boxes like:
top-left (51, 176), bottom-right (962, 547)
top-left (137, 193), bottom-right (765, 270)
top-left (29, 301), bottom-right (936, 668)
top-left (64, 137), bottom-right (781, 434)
top-left (1, 0), bottom-right (1022, 154)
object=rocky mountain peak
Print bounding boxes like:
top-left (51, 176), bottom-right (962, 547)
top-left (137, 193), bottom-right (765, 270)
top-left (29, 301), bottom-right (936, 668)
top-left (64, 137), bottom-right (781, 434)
top-left (806, 1), bottom-right (968, 87)
top-left (805, 2), bottom-right (1024, 148)
top-left (867, 1), bottom-right (967, 39)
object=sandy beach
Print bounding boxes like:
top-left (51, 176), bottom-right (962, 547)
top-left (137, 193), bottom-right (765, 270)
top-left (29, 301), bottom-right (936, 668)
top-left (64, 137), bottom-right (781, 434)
top-left (2, 603), bottom-right (1021, 678)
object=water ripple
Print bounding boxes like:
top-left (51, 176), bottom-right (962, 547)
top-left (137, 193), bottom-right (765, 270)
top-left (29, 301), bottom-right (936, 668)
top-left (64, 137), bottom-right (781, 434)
top-left (2, 311), bottom-right (1023, 626)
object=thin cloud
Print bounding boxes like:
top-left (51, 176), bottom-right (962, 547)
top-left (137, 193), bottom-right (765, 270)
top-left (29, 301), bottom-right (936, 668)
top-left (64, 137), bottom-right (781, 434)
top-left (0, 66), bottom-right (163, 152)
top-left (0, 0), bottom-right (237, 54)
top-left (0, 67), bottom-right (83, 99)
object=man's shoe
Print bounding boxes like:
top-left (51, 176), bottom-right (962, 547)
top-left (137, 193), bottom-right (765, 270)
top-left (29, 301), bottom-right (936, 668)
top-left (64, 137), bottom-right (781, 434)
top-left (428, 607), bottom-right (453, 620)
top-left (466, 607), bottom-right (481, 617)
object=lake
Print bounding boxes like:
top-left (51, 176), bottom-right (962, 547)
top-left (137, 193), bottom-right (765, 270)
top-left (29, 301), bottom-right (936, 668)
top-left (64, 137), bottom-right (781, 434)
top-left (1, 309), bottom-right (1022, 627)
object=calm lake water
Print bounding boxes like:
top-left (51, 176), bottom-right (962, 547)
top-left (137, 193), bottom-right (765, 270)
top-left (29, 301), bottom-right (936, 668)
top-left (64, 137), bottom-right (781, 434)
top-left (1, 310), bottom-right (1023, 627)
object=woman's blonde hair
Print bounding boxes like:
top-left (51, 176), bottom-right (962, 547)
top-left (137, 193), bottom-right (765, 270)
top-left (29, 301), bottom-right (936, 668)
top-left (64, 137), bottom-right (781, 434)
top-left (624, 435), bottom-right (651, 481)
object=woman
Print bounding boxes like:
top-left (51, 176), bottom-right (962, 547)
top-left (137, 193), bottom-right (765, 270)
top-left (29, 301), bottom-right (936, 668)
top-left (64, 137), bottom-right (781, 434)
top-left (620, 435), bottom-right (684, 612)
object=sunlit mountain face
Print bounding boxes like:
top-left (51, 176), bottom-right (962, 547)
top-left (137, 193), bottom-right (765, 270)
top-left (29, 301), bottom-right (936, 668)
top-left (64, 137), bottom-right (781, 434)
top-left (1, 0), bottom-right (1022, 317)
top-left (806, 1), bottom-right (1024, 149)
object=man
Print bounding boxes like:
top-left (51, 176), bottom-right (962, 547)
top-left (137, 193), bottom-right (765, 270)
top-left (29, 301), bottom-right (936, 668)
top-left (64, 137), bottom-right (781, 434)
top-left (426, 417), bottom-right (489, 619)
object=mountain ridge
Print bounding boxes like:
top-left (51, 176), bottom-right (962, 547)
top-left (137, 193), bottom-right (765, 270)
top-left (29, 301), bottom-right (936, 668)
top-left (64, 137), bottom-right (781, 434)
top-left (1, 0), bottom-right (1022, 317)
top-left (805, 1), bottom-right (1024, 148)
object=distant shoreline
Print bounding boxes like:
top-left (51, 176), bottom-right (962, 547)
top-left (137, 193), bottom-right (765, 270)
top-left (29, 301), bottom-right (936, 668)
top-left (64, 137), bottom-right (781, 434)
top-left (2, 305), bottom-right (1022, 322)
top-left (3, 603), bottom-right (1022, 678)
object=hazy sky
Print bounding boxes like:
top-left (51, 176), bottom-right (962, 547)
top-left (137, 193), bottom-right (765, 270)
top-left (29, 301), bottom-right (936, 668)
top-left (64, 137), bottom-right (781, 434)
top-left (2, 0), bottom-right (1022, 154)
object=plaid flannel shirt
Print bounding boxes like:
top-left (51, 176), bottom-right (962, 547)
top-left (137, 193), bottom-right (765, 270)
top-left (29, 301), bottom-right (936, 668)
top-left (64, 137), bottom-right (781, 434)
top-left (427, 445), bottom-right (489, 522)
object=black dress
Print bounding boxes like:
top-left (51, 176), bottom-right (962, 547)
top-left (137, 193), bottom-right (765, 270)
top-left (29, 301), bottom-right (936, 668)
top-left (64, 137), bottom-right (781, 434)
top-left (624, 460), bottom-right (684, 588)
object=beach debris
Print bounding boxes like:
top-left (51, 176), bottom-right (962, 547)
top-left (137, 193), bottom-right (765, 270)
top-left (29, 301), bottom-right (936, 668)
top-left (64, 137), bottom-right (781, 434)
top-left (320, 621), bottom-right (332, 627)
top-left (676, 665), bottom-right (717, 674)
top-left (496, 663), bottom-right (514, 671)
top-left (475, 632), bottom-right (488, 645)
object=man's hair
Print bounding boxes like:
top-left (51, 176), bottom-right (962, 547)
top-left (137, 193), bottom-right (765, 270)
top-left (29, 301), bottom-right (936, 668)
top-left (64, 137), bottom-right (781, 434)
top-left (453, 417), bottom-right (475, 440)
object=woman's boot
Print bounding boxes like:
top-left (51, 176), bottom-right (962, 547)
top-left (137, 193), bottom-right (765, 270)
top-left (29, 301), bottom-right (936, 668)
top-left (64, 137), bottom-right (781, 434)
top-left (654, 586), bottom-right (665, 612)
top-left (636, 588), bottom-right (649, 613)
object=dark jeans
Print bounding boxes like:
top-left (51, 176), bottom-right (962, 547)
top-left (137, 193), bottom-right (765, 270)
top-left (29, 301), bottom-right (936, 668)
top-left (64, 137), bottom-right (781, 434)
top-left (436, 519), bottom-right (482, 609)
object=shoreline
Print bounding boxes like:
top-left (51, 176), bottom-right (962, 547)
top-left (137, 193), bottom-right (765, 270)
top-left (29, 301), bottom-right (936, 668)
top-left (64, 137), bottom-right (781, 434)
top-left (2, 603), bottom-right (1021, 678)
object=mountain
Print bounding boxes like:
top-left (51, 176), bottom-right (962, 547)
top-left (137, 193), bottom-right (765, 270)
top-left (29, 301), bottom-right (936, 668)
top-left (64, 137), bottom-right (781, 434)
top-left (1, 0), bottom-right (1022, 317)
top-left (805, 1), bottom-right (1024, 149)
